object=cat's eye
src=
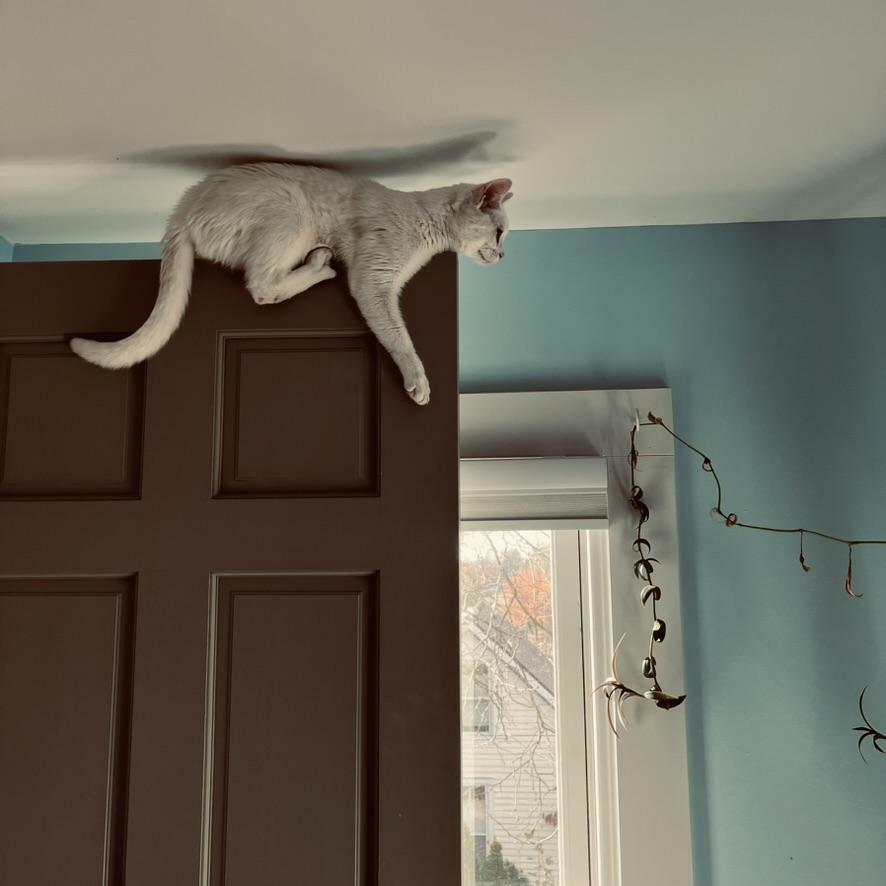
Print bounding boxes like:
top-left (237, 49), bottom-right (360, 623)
top-left (495, 228), bottom-right (504, 243)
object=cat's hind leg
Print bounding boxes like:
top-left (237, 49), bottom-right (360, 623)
top-left (247, 246), bottom-right (336, 306)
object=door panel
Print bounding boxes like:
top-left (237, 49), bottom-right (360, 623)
top-left (209, 575), bottom-right (376, 886)
top-left (214, 333), bottom-right (379, 497)
top-left (0, 256), bottom-right (459, 886)
top-left (0, 341), bottom-right (145, 498)
top-left (0, 577), bottom-right (135, 886)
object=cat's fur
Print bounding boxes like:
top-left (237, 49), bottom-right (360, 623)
top-left (70, 164), bottom-right (512, 405)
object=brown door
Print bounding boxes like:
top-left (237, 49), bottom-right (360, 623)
top-left (0, 257), bottom-right (459, 886)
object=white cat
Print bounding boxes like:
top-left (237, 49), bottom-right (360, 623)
top-left (70, 164), bottom-right (513, 405)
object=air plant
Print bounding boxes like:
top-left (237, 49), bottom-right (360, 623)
top-left (596, 635), bottom-right (686, 737)
top-left (854, 687), bottom-right (886, 762)
top-left (596, 635), bottom-right (644, 736)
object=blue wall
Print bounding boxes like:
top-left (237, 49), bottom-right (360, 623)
top-left (10, 219), bottom-right (886, 885)
top-left (460, 219), bottom-right (886, 886)
top-left (12, 241), bottom-right (162, 262)
top-left (0, 236), bottom-right (13, 262)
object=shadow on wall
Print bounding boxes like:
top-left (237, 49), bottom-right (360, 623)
top-left (767, 140), bottom-right (886, 220)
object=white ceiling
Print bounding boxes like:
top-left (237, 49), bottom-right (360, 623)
top-left (2, 0), bottom-right (885, 244)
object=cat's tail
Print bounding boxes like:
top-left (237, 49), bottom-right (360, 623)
top-left (70, 231), bottom-right (195, 369)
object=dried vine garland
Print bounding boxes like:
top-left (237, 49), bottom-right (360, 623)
top-left (595, 416), bottom-right (686, 735)
top-left (598, 411), bottom-right (886, 756)
top-left (644, 412), bottom-right (886, 594)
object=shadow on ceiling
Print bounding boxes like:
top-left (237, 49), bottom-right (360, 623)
top-left (119, 127), bottom-right (518, 177)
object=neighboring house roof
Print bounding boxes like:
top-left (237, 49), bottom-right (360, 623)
top-left (463, 596), bottom-right (554, 702)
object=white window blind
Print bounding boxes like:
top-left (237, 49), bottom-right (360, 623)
top-left (459, 457), bottom-right (607, 526)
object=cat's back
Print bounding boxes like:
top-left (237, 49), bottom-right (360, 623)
top-left (172, 163), bottom-right (359, 254)
top-left (185, 163), bottom-right (352, 211)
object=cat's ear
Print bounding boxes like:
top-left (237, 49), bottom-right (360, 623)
top-left (472, 178), bottom-right (513, 211)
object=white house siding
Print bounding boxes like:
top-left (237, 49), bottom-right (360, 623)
top-left (462, 667), bottom-right (560, 885)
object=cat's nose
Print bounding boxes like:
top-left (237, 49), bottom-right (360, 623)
top-left (498, 249), bottom-right (505, 260)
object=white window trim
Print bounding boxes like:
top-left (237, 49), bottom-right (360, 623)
top-left (550, 527), bottom-right (597, 885)
top-left (463, 782), bottom-right (492, 838)
top-left (461, 655), bottom-right (497, 739)
top-left (460, 456), bottom-right (608, 525)
top-left (460, 388), bottom-right (694, 886)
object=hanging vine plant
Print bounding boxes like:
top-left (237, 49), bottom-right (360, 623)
top-left (596, 416), bottom-right (686, 735)
top-left (597, 411), bottom-right (886, 759)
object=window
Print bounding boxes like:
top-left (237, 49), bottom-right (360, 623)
top-left (463, 785), bottom-right (489, 867)
top-left (461, 529), bottom-right (561, 886)
top-left (463, 662), bottom-right (492, 734)
top-left (459, 389), bottom-right (694, 886)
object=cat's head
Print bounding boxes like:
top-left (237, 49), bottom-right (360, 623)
top-left (454, 179), bottom-right (513, 265)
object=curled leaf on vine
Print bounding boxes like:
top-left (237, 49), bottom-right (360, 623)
top-left (595, 636), bottom-right (686, 735)
top-left (630, 414), bottom-right (641, 470)
top-left (845, 546), bottom-right (862, 598)
top-left (799, 531), bottom-right (812, 573)
top-left (632, 537), bottom-right (652, 556)
top-left (641, 584), bottom-right (662, 605)
top-left (647, 412), bottom-right (663, 425)
top-left (634, 557), bottom-right (660, 581)
top-left (630, 486), bottom-right (649, 524)
top-left (853, 687), bottom-right (886, 763)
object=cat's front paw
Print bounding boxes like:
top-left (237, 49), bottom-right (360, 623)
top-left (405, 372), bottom-right (430, 406)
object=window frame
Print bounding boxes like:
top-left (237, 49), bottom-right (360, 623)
top-left (463, 782), bottom-right (490, 849)
top-left (459, 388), bottom-right (694, 886)
top-left (462, 661), bottom-right (494, 737)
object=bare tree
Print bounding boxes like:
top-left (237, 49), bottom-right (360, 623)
top-left (461, 530), bottom-right (560, 886)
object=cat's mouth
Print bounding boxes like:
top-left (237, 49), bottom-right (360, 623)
top-left (477, 248), bottom-right (503, 265)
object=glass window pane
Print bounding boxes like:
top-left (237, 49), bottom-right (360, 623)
top-left (461, 529), bottom-right (561, 886)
